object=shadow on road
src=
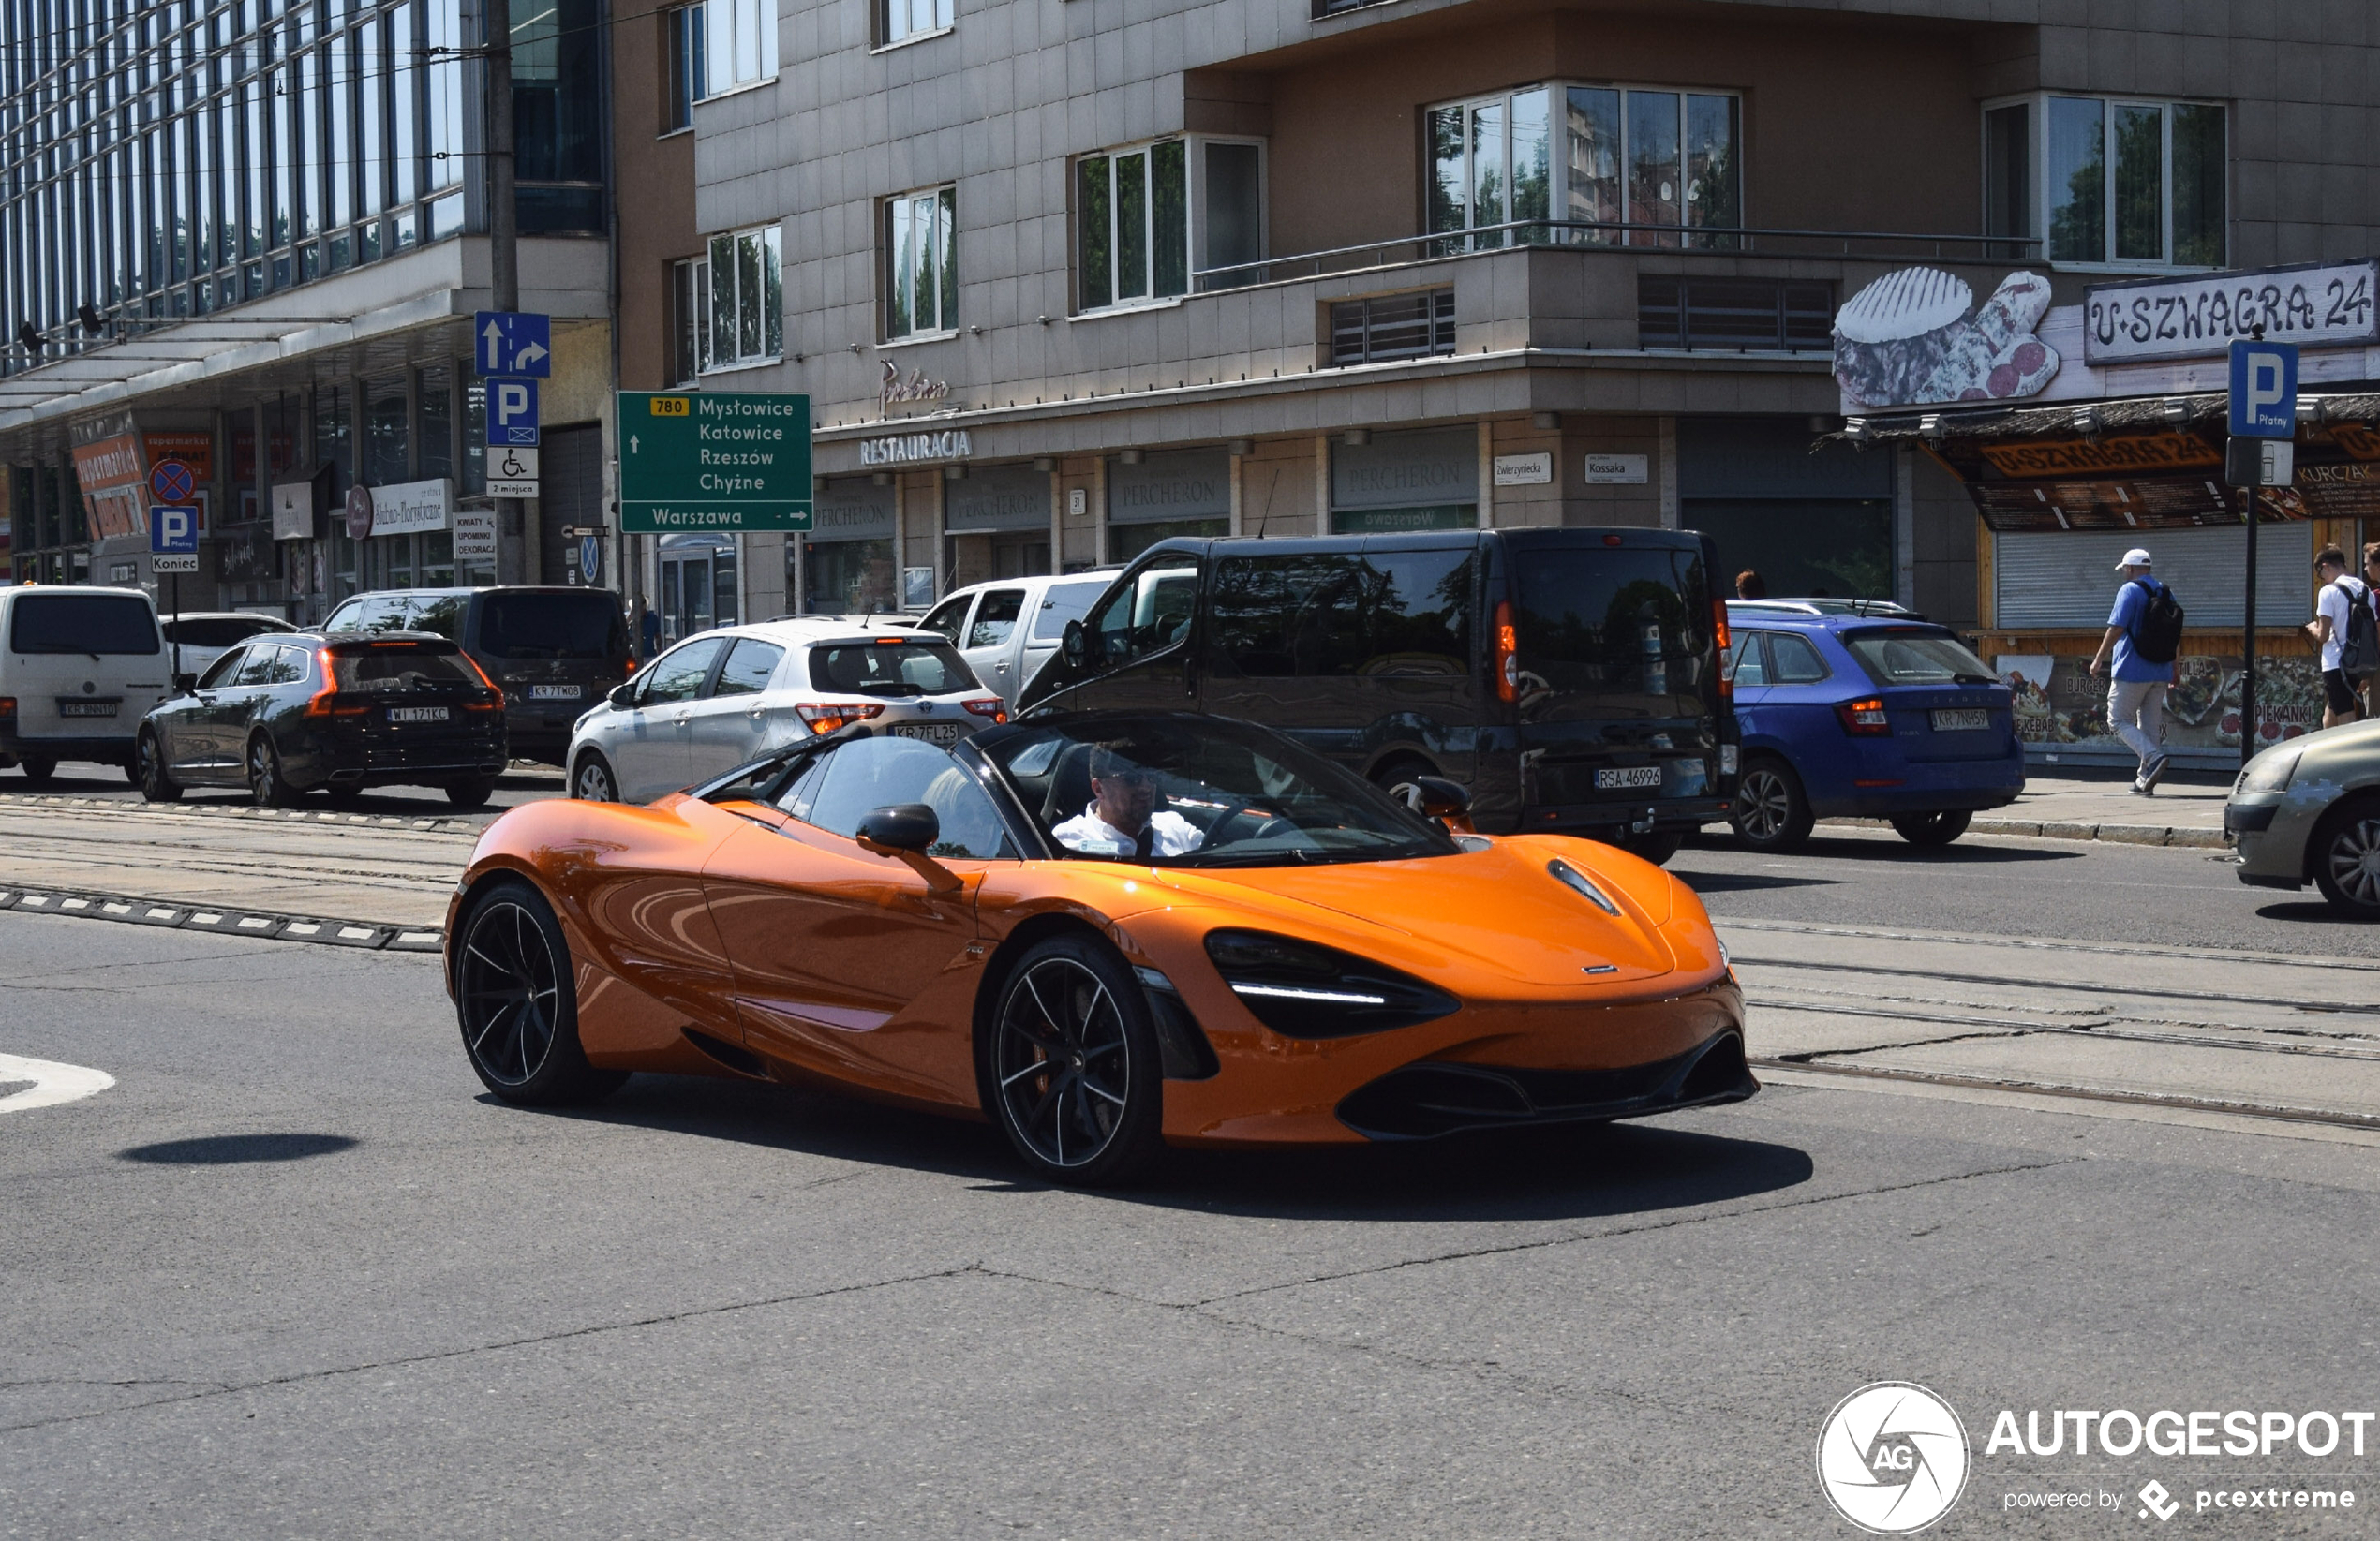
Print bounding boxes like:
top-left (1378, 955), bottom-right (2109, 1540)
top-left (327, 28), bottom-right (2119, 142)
top-left (2255, 900), bottom-right (2376, 929)
top-left (507, 1075), bottom-right (1811, 1223)
top-left (1671, 870), bottom-right (1841, 895)
top-left (1685, 834), bottom-right (2085, 867)
top-left (119, 1133), bottom-right (360, 1164)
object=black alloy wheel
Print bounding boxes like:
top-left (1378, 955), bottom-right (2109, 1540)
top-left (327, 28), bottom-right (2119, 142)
top-left (1614, 829), bottom-right (1685, 866)
top-left (18, 756), bottom-right (56, 787)
top-left (572, 752), bottom-right (618, 803)
top-left (2313, 798), bottom-right (2380, 918)
top-left (136, 730), bottom-right (182, 804)
top-left (447, 777), bottom-right (498, 809)
top-left (120, 758), bottom-right (142, 788)
top-left (1731, 756), bottom-right (1813, 852)
top-left (246, 733), bottom-right (302, 808)
top-left (986, 935), bottom-right (1162, 1185)
top-left (453, 878), bottom-right (626, 1105)
top-left (1889, 809), bottom-right (1972, 848)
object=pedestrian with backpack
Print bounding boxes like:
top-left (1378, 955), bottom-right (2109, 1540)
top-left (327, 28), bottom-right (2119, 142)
top-left (2306, 545), bottom-right (2375, 729)
top-left (2360, 543), bottom-right (2380, 718)
top-left (2090, 547), bottom-right (2180, 794)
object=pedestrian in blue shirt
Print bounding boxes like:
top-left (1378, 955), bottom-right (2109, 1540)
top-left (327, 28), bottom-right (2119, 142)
top-left (2088, 548), bottom-right (2176, 794)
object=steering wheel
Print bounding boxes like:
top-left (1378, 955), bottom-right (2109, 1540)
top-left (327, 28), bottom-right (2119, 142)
top-left (1204, 801), bottom-right (1293, 846)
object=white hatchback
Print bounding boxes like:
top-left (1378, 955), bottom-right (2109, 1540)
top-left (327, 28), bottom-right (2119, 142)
top-left (565, 617), bottom-right (1009, 803)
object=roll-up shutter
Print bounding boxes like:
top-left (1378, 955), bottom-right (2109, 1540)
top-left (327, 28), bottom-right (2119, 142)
top-left (1993, 524), bottom-right (2309, 630)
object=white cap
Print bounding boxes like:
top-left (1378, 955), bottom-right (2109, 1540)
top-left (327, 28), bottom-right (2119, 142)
top-left (2117, 548), bottom-right (2152, 570)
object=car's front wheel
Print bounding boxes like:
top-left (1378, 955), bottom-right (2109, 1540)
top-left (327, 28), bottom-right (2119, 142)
top-left (985, 934), bottom-right (1164, 1186)
top-left (572, 750), bottom-right (618, 803)
top-left (446, 777), bottom-right (498, 809)
top-left (1889, 809), bottom-right (1971, 848)
top-left (1731, 756), bottom-right (1813, 852)
top-left (136, 730), bottom-right (182, 803)
top-left (18, 756), bottom-right (56, 787)
top-left (2313, 798), bottom-right (2380, 917)
top-left (454, 878), bottom-right (627, 1105)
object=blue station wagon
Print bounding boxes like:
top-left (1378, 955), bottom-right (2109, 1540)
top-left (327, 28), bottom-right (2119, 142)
top-left (1721, 608), bottom-right (2024, 850)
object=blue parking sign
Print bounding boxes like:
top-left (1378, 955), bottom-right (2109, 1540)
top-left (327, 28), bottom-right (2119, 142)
top-left (579, 533), bottom-right (602, 583)
top-left (474, 311), bottom-right (552, 378)
top-left (148, 505), bottom-right (199, 553)
top-left (488, 378), bottom-right (540, 445)
top-left (2228, 340), bottom-right (2298, 438)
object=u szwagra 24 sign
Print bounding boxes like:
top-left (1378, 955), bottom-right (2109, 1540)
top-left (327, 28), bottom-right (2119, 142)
top-left (617, 392), bottom-right (812, 534)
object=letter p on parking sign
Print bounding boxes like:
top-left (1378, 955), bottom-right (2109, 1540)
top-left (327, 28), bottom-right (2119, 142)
top-left (2229, 339), bottom-right (2298, 438)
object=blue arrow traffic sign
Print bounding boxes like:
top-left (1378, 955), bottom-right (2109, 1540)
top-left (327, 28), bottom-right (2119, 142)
top-left (473, 311), bottom-right (552, 378)
top-left (148, 505), bottom-right (199, 554)
top-left (2228, 339), bottom-right (2299, 438)
top-left (487, 378), bottom-right (541, 446)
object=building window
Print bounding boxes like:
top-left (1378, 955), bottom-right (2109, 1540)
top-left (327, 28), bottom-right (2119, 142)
top-left (1076, 139), bottom-right (1265, 310)
top-left (883, 0), bottom-right (955, 48)
top-left (1637, 276), bottom-right (1833, 351)
top-left (706, 0), bottom-right (779, 95)
top-left (664, 6), bottom-right (706, 131)
top-left (1986, 96), bottom-right (2224, 269)
top-left (885, 186), bottom-right (958, 340)
top-left (1330, 290), bottom-right (1454, 365)
top-left (705, 226), bottom-right (782, 369)
top-left (673, 256), bottom-right (713, 382)
top-left (1427, 84), bottom-right (1737, 251)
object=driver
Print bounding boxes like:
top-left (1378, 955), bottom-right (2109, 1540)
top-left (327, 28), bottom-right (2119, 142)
top-left (1050, 745), bottom-right (1204, 860)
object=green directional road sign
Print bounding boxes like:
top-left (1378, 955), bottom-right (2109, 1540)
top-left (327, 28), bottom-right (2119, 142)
top-left (617, 391), bottom-right (813, 533)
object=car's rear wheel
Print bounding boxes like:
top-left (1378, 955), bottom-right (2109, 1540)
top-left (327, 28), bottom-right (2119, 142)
top-left (986, 934), bottom-right (1163, 1186)
top-left (246, 733), bottom-right (303, 808)
top-left (2312, 798), bottom-right (2380, 917)
top-left (454, 878), bottom-right (626, 1105)
top-left (1889, 809), bottom-right (1971, 847)
top-left (1731, 756), bottom-right (1813, 852)
top-left (324, 784), bottom-right (364, 808)
top-left (447, 777), bottom-right (498, 809)
top-left (1614, 829), bottom-right (1684, 866)
top-left (18, 756), bottom-right (56, 787)
top-left (136, 730), bottom-right (182, 804)
top-left (572, 751), bottom-right (618, 803)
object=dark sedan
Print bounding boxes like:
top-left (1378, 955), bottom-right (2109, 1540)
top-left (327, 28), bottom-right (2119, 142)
top-left (137, 631), bottom-right (508, 808)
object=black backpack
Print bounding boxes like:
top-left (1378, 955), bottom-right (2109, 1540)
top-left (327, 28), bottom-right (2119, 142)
top-left (2337, 579), bottom-right (2380, 679)
top-left (2129, 578), bottom-right (2185, 665)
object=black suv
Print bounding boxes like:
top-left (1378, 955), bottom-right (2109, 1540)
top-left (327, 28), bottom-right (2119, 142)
top-left (320, 586), bottom-right (632, 763)
top-left (1018, 527), bottom-right (1736, 861)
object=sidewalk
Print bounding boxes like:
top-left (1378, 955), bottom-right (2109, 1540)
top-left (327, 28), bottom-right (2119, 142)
top-left (1823, 772), bottom-right (2230, 848)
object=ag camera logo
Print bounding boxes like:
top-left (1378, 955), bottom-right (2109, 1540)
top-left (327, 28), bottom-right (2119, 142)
top-left (1818, 1382), bottom-right (1971, 1534)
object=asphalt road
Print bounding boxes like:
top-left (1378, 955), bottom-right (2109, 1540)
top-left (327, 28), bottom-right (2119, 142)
top-left (7, 839), bottom-right (2380, 1538)
top-left (0, 756), bottom-right (565, 820)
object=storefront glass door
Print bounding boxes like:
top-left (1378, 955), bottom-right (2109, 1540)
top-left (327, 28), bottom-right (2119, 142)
top-left (659, 536), bottom-right (737, 643)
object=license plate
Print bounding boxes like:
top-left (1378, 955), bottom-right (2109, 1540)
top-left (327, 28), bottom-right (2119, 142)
top-left (389, 706), bottom-right (451, 723)
top-left (57, 701), bottom-right (116, 718)
top-left (1931, 708), bottom-right (1989, 733)
top-left (1596, 765), bottom-right (1664, 790)
top-left (528, 684), bottom-right (582, 701)
top-left (891, 722), bottom-right (960, 746)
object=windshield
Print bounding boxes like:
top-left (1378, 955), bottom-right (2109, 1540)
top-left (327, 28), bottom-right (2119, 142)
top-left (8, 594), bottom-right (158, 655)
top-left (982, 714), bottom-right (1459, 867)
top-left (1842, 629), bottom-right (1996, 686)
top-left (478, 592), bottom-right (627, 660)
top-left (808, 639), bottom-right (979, 696)
top-left (1510, 545), bottom-right (1712, 716)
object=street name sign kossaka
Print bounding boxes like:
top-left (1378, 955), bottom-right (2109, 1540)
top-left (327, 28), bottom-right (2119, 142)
top-left (618, 392), bottom-right (812, 533)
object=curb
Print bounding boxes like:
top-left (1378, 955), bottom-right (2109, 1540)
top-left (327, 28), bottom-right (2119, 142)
top-left (1821, 815), bottom-right (2229, 849)
top-left (0, 792), bottom-right (467, 832)
top-left (0, 886), bottom-right (441, 953)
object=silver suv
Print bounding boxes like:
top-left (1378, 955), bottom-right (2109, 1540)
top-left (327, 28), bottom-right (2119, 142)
top-left (565, 617), bottom-right (1007, 803)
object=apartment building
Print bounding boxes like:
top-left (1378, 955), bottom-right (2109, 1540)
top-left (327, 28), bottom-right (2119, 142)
top-left (631, 0), bottom-right (2377, 630)
top-left (0, 0), bottom-right (614, 618)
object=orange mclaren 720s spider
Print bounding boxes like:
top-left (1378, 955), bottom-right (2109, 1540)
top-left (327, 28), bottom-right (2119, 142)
top-left (444, 709), bottom-right (1756, 1184)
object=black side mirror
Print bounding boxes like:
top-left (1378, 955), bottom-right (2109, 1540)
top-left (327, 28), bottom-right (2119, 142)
top-left (171, 673), bottom-right (197, 694)
top-left (1061, 617), bottom-right (1088, 666)
top-left (608, 682), bottom-right (636, 708)
top-left (1393, 775), bottom-right (1471, 820)
top-left (855, 802), bottom-right (940, 853)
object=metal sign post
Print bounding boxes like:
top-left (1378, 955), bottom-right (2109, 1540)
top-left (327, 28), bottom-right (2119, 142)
top-left (2227, 339), bottom-right (2300, 772)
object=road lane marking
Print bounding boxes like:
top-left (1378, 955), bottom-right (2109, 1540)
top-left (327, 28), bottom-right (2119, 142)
top-left (0, 1052), bottom-right (113, 1113)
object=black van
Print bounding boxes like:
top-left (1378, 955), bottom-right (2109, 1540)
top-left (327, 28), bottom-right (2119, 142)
top-left (320, 586), bottom-right (632, 763)
top-left (1017, 528), bottom-right (1735, 859)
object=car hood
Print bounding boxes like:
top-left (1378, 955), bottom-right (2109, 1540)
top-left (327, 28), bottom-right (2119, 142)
top-left (1130, 837), bottom-right (1678, 986)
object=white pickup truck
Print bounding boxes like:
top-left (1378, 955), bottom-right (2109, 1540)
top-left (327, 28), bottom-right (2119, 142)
top-left (918, 572), bottom-right (1118, 706)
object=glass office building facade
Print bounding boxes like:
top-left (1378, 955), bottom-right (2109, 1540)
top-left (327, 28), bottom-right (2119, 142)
top-left (0, 0), bottom-right (605, 378)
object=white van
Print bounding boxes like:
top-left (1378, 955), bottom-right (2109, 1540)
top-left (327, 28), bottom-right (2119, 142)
top-left (0, 586), bottom-right (171, 785)
top-left (917, 571), bottom-right (1118, 706)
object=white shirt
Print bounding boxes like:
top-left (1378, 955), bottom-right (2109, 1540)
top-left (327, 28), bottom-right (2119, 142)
top-left (2319, 576), bottom-right (2372, 672)
top-left (1049, 803), bottom-right (1205, 859)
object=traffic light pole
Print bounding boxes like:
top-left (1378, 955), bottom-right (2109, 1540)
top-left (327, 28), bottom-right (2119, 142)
top-left (2241, 482), bottom-right (2258, 776)
top-left (484, 0), bottom-right (523, 585)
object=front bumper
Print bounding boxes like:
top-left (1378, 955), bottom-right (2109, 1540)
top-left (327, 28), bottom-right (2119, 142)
top-left (0, 724), bottom-right (136, 763)
top-left (2227, 792), bottom-right (2312, 889)
top-left (1335, 1029), bottom-right (1757, 1139)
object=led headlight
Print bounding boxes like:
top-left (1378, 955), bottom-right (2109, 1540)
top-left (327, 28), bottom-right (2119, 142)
top-left (2238, 748), bottom-right (2301, 796)
top-left (1203, 929), bottom-right (1458, 1040)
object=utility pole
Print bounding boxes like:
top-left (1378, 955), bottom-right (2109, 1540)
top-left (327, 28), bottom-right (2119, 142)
top-left (485, 0), bottom-right (522, 583)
